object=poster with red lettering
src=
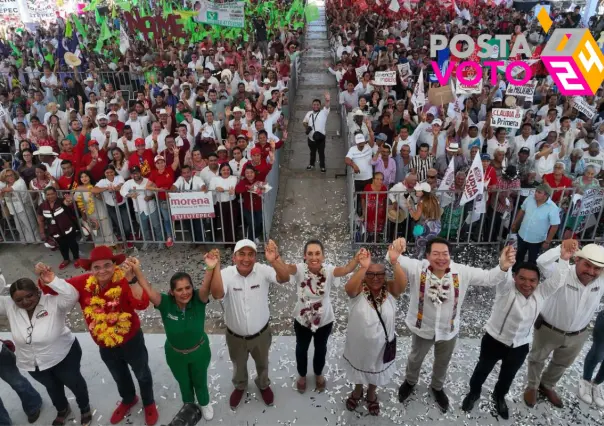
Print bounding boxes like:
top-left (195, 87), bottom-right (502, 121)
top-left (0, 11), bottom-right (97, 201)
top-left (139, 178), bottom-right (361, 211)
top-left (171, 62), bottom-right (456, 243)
top-left (168, 192), bottom-right (216, 219)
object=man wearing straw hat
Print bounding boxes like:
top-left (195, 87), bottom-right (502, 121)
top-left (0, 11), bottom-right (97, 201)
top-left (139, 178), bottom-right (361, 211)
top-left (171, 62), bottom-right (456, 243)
top-left (524, 241), bottom-right (604, 409)
top-left (36, 246), bottom-right (159, 425)
top-left (33, 146), bottom-right (62, 179)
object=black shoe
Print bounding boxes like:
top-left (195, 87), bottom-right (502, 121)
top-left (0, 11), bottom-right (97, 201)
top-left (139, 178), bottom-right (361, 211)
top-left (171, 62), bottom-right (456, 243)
top-left (320, 167), bottom-right (326, 173)
top-left (432, 387), bottom-right (450, 413)
top-left (462, 392), bottom-right (480, 412)
top-left (27, 407), bottom-right (41, 424)
top-left (398, 381), bottom-right (415, 403)
top-left (306, 165), bottom-right (314, 170)
top-left (493, 392), bottom-right (509, 420)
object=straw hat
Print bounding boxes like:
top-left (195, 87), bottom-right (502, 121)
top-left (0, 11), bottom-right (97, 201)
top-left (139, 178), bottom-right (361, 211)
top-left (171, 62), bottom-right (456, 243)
top-left (64, 52), bottom-right (81, 67)
top-left (387, 208), bottom-right (407, 223)
top-left (33, 146), bottom-right (58, 156)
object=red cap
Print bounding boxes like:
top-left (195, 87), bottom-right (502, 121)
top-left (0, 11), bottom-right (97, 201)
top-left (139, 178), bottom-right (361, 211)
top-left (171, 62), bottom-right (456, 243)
top-left (88, 139), bottom-right (99, 147)
top-left (134, 138), bottom-right (146, 147)
top-left (250, 147), bottom-right (262, 156)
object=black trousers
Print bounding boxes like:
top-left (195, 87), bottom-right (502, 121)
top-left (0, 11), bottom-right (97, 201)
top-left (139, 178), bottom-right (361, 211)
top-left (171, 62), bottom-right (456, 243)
top-left (294, 320), bottom-right (333, 377)
top-left (99, 329), bottom-right (155, 406)
top-left (516, 236), bottom-right (542, 265)
top-left (469, 333), bottom-right (529, 397)
top-left (56, 231), bottom-right (79, 261)
top-left (308, 138), bottom-right (326, 168)
top-left (29, 339), bottom-right (90, 413)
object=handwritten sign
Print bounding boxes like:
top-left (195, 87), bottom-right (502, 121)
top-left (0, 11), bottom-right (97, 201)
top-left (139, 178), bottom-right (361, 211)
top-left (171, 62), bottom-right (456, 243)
top-left (571, 188), bottom-right (604, 217)
top-left (428, 85), bottom-right (454, 106)
top-left (491, 108), bottom-right (523, 129)
top-left (573, 96), bottom-right (597, 119)
top-left (506, 81), bottom-right (537, 99)
top-left (168, 192), bottom-right (215, 219)
top-left (397, 63), bottom-right (410, 78)
top-left (374, 71), bottom-right (397, 85)
top-left (355, 65), bottom-right (367, 81)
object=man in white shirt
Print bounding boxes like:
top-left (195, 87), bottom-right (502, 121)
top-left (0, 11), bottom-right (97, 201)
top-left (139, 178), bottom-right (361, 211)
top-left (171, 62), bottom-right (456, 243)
top-left (181, 110), bottom-right (202, 141)
top-left (91, 115), bottom-right (118, 150)
top-left (394, 238), bottom-right (516, 412)
top-left (125, 111), bottom-right (150, 139)
top-left (512, 121), bottom-right (552, 157)
top-left (345, 132), bottom-right (375, 214)
top-left (120, 166), bottom-right (163, 250)
top-left (209, 239), bottom-right (289, 409)
top-left (524, 243), bottom-right (604, 409)
top-left (302, 92), bottom-right (330, 172)
top-left (117, 126), bottom-right (136, 155)
top-left (198, 153), bottom-right (219, 190)
top-left (462, 243), bottom-right (574, 419)
top-left (145, 122), bottom-right (168, 152)
top-left (583, 142), bottom-right (604, 175)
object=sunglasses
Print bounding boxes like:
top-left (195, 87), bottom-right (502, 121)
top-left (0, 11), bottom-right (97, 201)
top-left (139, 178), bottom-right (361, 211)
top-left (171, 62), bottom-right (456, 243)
top-left (365, 272), bottom-right (386, 279)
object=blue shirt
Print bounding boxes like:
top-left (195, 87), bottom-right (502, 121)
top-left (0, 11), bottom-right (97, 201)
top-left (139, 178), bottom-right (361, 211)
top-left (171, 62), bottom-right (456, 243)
top-left (518, 195), bottom-right (561, 243)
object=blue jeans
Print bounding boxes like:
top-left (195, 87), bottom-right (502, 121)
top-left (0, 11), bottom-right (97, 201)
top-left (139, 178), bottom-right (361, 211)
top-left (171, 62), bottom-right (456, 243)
top-left (137, 209), bottom-right (163, 242)
top-left (583, 311), bottom-right (604, 384)
top-left (158, 201), bottom-right (173, 239)
top-left (243, 209), bottom-right (263, 241)
top-left (0, 343), bottom-right (42, 425)
top-left (99, 329), bottom-right (155, 406)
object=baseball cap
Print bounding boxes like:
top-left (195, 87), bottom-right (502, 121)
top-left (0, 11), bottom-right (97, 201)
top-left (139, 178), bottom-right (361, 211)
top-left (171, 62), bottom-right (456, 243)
top-left (354, 133), bottom-right (366, 144)
top-left (88, 140), bottom-right (99, 147)
top-left (432, 119), bottom-right (443, 126)
top-left (217, 145), bottom-right (227, 152)
top-left (129, 165), bottom-right (141, 173)
top-left (154, 155), bottom-right (166, 163)
top-left (376, 133), bottom-right (388, 141)
top-left (234, 239), bottom-right (257, 253)
top-left (250, 147), bottom-right (262, 155)
top-left (134, 138), bottom-right (146, 146)
top-left (519, 147), bottom-right (530, 154)
top-left (481, 153), bottom-right (491, 160)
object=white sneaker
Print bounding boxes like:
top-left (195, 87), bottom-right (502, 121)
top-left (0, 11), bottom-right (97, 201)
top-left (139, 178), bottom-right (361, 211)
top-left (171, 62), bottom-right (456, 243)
top-left (593, 383), bottom-right (604, 408)
top-left (578, 379), bottom-right (593, 404)
top-left (201, 403), bottom-right (214, 420)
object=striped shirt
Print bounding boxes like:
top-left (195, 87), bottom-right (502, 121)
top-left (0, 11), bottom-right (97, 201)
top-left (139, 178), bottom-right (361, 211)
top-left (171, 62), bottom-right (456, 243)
top-left (410, 155), bottom-right (435, 182)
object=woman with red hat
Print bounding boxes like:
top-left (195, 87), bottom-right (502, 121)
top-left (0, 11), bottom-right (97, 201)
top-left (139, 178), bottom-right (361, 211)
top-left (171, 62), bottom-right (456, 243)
top-left (36, 246), bottom-right (159, 426)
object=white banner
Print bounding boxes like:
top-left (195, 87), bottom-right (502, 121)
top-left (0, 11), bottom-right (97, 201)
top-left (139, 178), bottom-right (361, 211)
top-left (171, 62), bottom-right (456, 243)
top-left (1, 0), bottom-right (58, 22)
top-left (374, 71), bottom-right (397, 85)
top-left (411, 69), bottom-right (426, 111)
top-left (491, 108), bottom-right (523, 129)
top-left (571, 188), bottom-right (604, 217)
top-left (456, 78), bottom-right (482, 95)
top-left (460, 153), bottom-right (484, 206)
top-left (355, 65), bottom-right (367, 81)
top-left (573, 96), bottom-right (597, 119)
top-left (194, 0), bottom-right (245, 28)
top-left (168, 192), bottom-right (215, 219)
top-left (505, 80), bottom-right (537, 98)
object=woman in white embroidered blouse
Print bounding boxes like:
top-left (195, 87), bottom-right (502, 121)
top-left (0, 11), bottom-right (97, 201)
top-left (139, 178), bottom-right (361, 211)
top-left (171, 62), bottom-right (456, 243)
top-left (270, 240), bottom-right (362, 394)
top-left (209, 163), bottom-right (239, 248)
top-left (341, 244), bottom-right (407, 416)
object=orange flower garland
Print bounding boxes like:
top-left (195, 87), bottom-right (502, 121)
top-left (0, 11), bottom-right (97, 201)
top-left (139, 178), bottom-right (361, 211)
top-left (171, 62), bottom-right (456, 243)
top-left (83, 268), bottom-right (132, 347)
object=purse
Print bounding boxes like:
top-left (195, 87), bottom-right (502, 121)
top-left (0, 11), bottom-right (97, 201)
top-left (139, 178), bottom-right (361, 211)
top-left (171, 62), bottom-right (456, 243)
top-left (369, 293), bottom-right (396, 364)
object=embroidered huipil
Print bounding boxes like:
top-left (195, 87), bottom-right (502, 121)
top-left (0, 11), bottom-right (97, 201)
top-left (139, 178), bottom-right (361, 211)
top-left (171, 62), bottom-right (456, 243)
top-left (392, 256), bottom-right (507, 341)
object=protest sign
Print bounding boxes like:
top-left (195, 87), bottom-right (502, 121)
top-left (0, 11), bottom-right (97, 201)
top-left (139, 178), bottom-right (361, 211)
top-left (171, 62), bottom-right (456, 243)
top-left (374, 71), bottom-right (397, 85)
top-left (169, 192), bottom-right (215, 219)
top-left (124, 10), bottom-right (186, 41)
top-left (195, 0), bottom-right (245, 29)
top-left (428, 85), bottom-right (454, 105)
top-left (491, 108), bottom-right (523, 129)
top-left (505, 80), bottom-right (537, 99)
top-left (573, 96), bottom-right (597, 119)
top-left (397, 63), bottom-right (410, 78)
top-left (571, 188), bottom-right (604, 217)
top-left (1, 0), bottom-right (58, 22)
top-left (456, 78), bottom-right (483, 95)
top-left (460, 154), bottom-right (485, 206)
top-left (355, 65), bottom-right (367, 81)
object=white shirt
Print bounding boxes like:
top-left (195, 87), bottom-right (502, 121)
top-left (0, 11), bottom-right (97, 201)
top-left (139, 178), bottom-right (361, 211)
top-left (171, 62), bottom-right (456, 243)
top-left (96, 176), bottom-right (126, 206)
top-left (393, 255), bottom-right (507, 341)
top-left (209, 176), bottom-right (237, 203)
top-left (229, 158), bottom-right (249, 177)
top-left (346, 145), bottom-right (373, 181)
top-left (485, 260), bottom-right (570, 347)
top-left (512, 127), bottom-right (551, 157)
top-left (172, 177), bottom-right (203, 195)
top-left (291, 263), bottom-right (339, 328)
top-left (303, 108), bottom-right (330, 139)
top-left (538, 246), bottom-right (604, 332)
top-left (583, 152), bottom-right (604, 174)
top-left (218, 263), bottom-right (278, 336)
top-left (91, 126), bottom-right (118, 149)
top-left (41, 158), bottom-right (63, 179)
top-left (125, 116), bottom-right (150, 138)
top-left (198, 166), bottom-right (219, 188)
top-left (0, 276), bottom-right (78, 371)
top-left (228, 118), bottom-right (249, 131)
top-left (388, 182), bottom-right (413, 209)
top-left (117, 136), bottom-right (136, 153)
top-left (145, 131), bottom-right (168, 152)
top-left (486, 138), bottom-right (510, 158)
top-left (533, 152), bottom-right (560, 181)
top-left (120, 178), bottom-right (156, 214)
top-left (0, 178), bottom-right (30, 214)
top-left (181, 118), bottom-right (203, 139)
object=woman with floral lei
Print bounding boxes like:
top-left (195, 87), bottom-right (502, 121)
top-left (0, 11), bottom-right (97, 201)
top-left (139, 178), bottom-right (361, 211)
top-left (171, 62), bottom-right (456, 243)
top-left (269, 240), bottom-right (363, 394)
top-left (74, 170), bottom-right (117, 247)
top-left (341, 244), bottom-right (408, 416)
top-left (392, 237), bottom-right (516, 413)
top-left (36, 246), bottom-right (160, 426)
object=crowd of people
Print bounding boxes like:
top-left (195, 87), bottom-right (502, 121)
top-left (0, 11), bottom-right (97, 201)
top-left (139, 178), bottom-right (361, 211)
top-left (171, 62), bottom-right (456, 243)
top-left (0, 0), bottom-right (309, 261)
top-left (1, 236), bottom-right (603, 424)
top-left (325, 0), bottom-right (604, 254)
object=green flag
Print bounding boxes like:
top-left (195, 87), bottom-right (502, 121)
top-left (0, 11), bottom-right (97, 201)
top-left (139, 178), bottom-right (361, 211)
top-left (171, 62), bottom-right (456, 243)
top-left (100, 20), bottom-right (112, 41)
top-left (8, 41), bottom-right (21, 58)
top-left (65, 20), bottom-right (72, 37)
top-left (114, 0), bottom-right (131, 11)
top-left (95, 9), bottom-right (103, 25)
top-left (304, 4), bottom-right (319, 22)
top-left (73, 15), bottom-right (87, 39)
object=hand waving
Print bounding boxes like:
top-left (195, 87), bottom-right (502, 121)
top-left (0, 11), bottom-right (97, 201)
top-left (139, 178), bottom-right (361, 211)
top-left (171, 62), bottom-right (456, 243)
top-left (204, 249), bottom-right (220, 269)
top-left (499, 246), bottom-right (517, 272)
top-left (264, 239), bottom-right (279, 262)
top-left (358, 248), bottom-right (371, 269)
top-left (35, 262), bottom-right (55, 284)
top-left (560, 239), bottom-right (579, 261)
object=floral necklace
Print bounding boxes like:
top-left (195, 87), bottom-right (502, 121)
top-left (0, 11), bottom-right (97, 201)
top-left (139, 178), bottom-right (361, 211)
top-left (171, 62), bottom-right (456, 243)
top-left (362, 284), bottom-right (387, 310)
top-left (297, 264), bottom-right (327, 332)
top-left (83, 268), bottom-right (132, 347)
top-left (76, 184), bottom-right (95, 216)
top-left (426, 266), bottom-right (452, 305)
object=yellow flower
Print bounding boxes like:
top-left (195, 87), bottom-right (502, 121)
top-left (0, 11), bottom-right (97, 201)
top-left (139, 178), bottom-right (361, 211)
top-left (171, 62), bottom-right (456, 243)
top-left (105, 287), bottom-right (122, 300)
top-left (118, 313), bottom-right (132, 321)
top-left (90, 296), bottom-right (106, 306)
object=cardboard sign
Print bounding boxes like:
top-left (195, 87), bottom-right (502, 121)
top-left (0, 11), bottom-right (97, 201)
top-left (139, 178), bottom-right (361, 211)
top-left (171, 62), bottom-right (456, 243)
top-left (506, 81), bottom-right (537, 99)
top-left (428, 85), bottom-right (454, 106)
top-left (168, 192), bottom-right (215, 219)
top-left (355, 65), bottom-right (367, 81)
top-left (124, 9), bottom-right (186, 42)
top-left (571, 188), bottom-right (604, 217)
top-left (374, 71), bottom-right (397, 85)
top-left (491, 108), bottom-right (523, 129)
top-left (397, 62), bottom-right (410, 78)
top-left (573, 96), bottom-right (597, 119)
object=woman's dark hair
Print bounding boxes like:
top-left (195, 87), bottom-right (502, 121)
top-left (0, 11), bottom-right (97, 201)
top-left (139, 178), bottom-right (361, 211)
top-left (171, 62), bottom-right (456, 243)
top-left (78, 170), bottom-right (97, 185)
top-left (10, 278), bottom-right (39, 298)
top-left (425, 237), bottom-right (452, 255)
top-left (105, 164), bottom-right (117, 174)
top-left (512, 262), bottom-right (541, 280)
top-left (35, 164), bottom-right (48, 172)
top-left (169, 272), bottom-right (193, 291)
top-left (43, 186), bottom-right (57, 195)
top-left (218, 162), bottom-right (233, 175)
top-left (304, 239), bottom-right (325, 255)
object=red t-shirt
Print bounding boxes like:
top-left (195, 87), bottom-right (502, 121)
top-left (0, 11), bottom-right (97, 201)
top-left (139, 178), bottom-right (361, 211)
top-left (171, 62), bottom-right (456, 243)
top-left (543, 173), bottom-right (573, 204)
top-left (39, 273), bottom-right (150, 348)
top-left (149, 168), bottom-right (175, 200)
top-left (249, 160), bottom-right (272, 181)
top-left (81, 149), bottom-right (109, 182)
top-left (128, 150), bottom-right (155, 177)
top-left (108, 121), bottom-right (125, 136)
top-left (254, 140), bottom-right (283, 160)
top-left (57, 174), bottom-right (77, 190)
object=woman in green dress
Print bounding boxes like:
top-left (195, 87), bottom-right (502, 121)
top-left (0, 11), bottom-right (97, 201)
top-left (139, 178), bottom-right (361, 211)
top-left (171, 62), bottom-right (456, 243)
top-left (137, 250), bottom-right (219, 422)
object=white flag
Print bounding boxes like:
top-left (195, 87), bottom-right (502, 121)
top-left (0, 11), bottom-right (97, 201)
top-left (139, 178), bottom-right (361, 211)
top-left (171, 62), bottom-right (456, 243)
top-left (411, 69), bottom-right (426, 111)
top-left (389, 0), bottom-right (400, 12)
top-left (460, 153), bottom-right (484, 206)
top-left (438, 155), bottom-right (456, 207)
top-left (403, 0), bottom-right (411, 11)
top-left (119, 26), bottom-right (130, 55)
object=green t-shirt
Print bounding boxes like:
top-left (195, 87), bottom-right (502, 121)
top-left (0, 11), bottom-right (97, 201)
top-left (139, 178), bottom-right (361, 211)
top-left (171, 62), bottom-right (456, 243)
top-left (156, 293), bottom-right (207, 350)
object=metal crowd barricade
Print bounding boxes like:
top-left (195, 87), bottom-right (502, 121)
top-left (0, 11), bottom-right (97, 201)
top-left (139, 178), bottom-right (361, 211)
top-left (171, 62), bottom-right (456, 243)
top-left (348, 185), bottom-right (604, 249)
top-left (0, 188), bottom-right (269, 247)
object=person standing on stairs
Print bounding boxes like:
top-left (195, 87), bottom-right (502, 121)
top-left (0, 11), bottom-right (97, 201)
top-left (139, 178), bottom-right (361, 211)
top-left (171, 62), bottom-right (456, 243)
top-left (302, 92), bottom-right (330, 173)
